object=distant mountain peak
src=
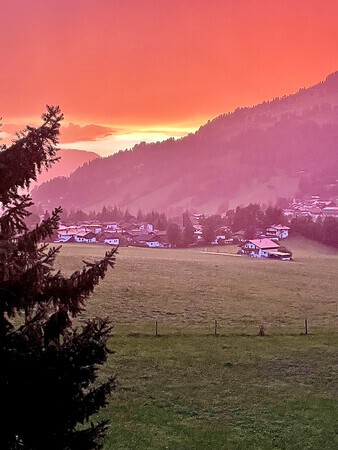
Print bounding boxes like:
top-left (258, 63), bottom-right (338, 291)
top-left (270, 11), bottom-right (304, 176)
top-left (34, 149), bottom-right (100, 187)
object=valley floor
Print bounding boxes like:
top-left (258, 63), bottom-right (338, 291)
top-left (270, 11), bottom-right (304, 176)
top-left (57, 236), bottom-right (338, 334)
top-left (55, 237), bottom-right (338, 449)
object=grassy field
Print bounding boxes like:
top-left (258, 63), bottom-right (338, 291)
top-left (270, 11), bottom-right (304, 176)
top-left (57, 236), bottom-right (338, 333)
top-left (55, 237), bottom-right (338, 449)
top-left (99, 333), bottom-right (338, 449)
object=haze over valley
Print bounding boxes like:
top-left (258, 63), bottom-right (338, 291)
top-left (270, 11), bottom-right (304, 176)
top-left (33, 72), bottom-right (338, 215)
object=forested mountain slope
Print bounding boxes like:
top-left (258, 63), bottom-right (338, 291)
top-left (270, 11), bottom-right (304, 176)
top-left (33, 72), bottom-right (338, 215)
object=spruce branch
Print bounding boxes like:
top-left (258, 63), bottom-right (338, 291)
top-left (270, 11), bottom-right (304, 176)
top-left (0, 105), bottom-right (63, 204)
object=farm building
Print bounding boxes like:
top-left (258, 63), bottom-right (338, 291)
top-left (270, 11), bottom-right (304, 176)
top-left (322, 207), bottom-right (338, 218)
top-left (104, 222), bottom-right (118, 230)
top-left (57, 232), bottom-right (75, 242)
top-left (98, 233), bottom-right (120, 245)
top-left (74, 231), bottom-right (97, 243)
top-left (266, 224), bottom-right (290, 240)
top-left (239, 239), bottom-right (292, 260)
top-left (133, 234), bottom-right (162, 248)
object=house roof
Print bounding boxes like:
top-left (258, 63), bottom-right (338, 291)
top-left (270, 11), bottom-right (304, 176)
top-left (104, 232), bottom-right (121, 238)
top-left (154, 231), bottom-right (167, 236)
top-left (233, 230), bottom-right (245, 236)
top-left (76, 231), bottom-right (96, 238)
top-left (58, 231), bottom-right (78, 236)
top-left (134, 234), bottom-right (159, 242)
top-left (97, 233), bottom-right (120, 242)
top-left (124, 230), bottom-right (145, 237)
top-left (246, 239), bottom-right (280, 249)
top-left (269, 224), bottom-right (290, 230)
top-left (87, 224), bottom-right (102, 228)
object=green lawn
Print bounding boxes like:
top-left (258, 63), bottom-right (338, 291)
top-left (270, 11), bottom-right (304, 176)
top-left (54, 237), bottom-right (338, 449)
top-left (100, 333), bottom-right (338, 449)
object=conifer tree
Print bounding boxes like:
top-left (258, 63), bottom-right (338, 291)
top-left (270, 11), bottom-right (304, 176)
top-left (0, 106), bottom-right (117, 449)
top-left (183, 223), bottom-right (196, 247)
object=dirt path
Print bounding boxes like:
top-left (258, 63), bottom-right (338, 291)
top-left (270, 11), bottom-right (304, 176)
top-left (200, 251), bottom-right (241, 257)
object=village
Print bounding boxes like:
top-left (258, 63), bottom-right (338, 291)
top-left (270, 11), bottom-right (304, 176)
top-left (49, 193), bottom-right (338, 261)
top-left (282, 195), bottom-right (338, 220)
top-left (52, 212), bottom-right (294, 261)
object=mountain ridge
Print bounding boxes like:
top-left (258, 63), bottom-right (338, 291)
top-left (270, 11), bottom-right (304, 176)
top-left (33, 72), bottom-right (338, 214)
top-left (33, 149), bottom-right (100, 187)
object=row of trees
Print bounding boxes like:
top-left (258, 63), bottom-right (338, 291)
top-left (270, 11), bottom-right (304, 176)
top-left (31, 205), bottom-right (170, 232)
top-left (166, 213), bottom-right (228, 247)
top-left (226, 204), bottom-right (287, 234)
top-left (291, 216), bottom-right (338, 247)
top-left (167, 205), bottom-right (285, 247)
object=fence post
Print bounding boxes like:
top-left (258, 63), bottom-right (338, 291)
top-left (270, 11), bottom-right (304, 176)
top-left (155, 320), bottom-right (158, 337)
top-left (304, 318), bottom-right (308, 335)
top-left (214, 320), bottom-right (218, 336)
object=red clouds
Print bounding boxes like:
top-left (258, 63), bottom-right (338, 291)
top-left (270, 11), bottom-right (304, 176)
top-left (59, 123), bottom-right (115, 144)
top-left (1, 122), bottom-right (115, 147)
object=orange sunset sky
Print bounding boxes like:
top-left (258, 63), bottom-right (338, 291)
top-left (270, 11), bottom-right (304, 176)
top-left (1, 0), bottom-right (337, 156)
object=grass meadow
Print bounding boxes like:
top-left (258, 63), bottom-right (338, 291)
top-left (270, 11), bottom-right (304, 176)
top-left (56, 237), bottom-right (338, 449)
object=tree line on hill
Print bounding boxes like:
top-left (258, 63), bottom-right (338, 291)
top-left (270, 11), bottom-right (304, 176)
top-left (29, 204), bottom-right (170, 231)
top-left (32, 72), bottom-right (338, 214)
top-left (291, 216), bottom-right (338, 248)
top-left (163, 204), bottom-right (338, 249)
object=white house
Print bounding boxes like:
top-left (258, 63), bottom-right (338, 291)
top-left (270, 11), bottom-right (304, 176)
top-left (57, 232), bottom-right (74, 243)
top-left (134, 234), bottom-right (162, 248)
top-left (322, 207), bottom-right (338, 218)
top-left (194, 229), bottom-right (203, 241)
top-left (87, 224), bottom-right (103, 234)
top-left (99, 233), bottom-right (120, 246)
top-left (240, 239), bottom-right (280, 258)
top-left (211, 235), bottom-right (226, 245)
top-left (282, 208), bottom-right (297, 218)
top-left (139, 222), bottom-right (154, 232)
top-left (266, 224), bottom-right (290, 240)
top-left (74, 231), bottom-right (97, 243)
top-left (104, 222), bottom-right (118, 230)
top-left (240, 239), bottom-right (292, 260)
top-left (57, 228), bottom-right (79, 242)
top-left (145, 240), bottom-right (161, 248)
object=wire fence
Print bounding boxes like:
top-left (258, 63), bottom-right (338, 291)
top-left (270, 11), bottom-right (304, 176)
top-left (109, 316), bottom-right (338, 337)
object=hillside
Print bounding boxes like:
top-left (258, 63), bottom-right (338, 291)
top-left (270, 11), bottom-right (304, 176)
top-left (33, 149), bottom-right (100, 187)
top-left (33, 72), bottom-right (338, 215)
